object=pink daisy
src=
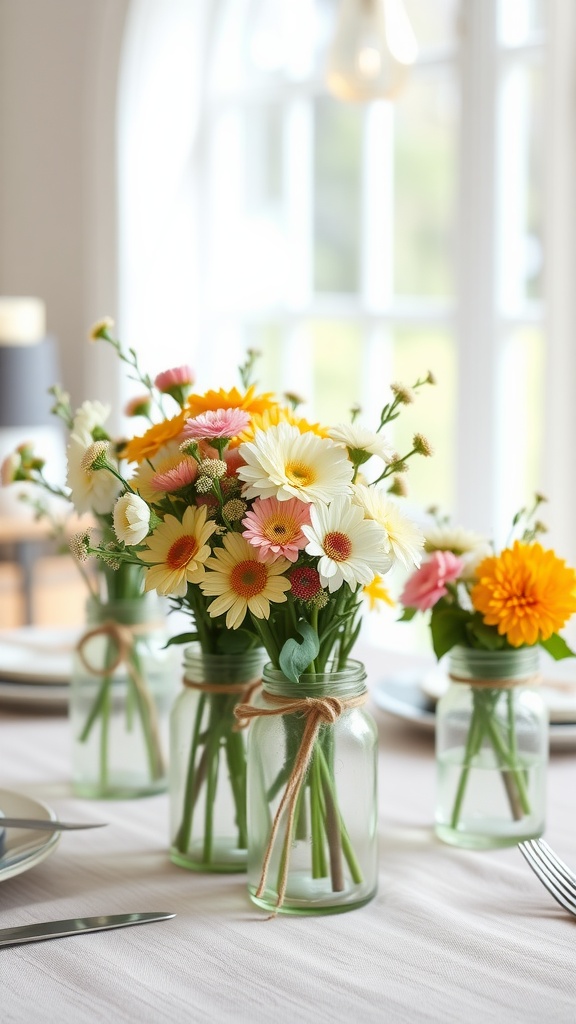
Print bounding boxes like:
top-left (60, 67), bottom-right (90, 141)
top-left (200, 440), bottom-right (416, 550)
top-left (184, 407), bottom-right (251, 441)
top-left (124, 394), bottom-right (151, 418)
top-left (241, 496), bottom-right (311, 564)
top-left (155, 365), bottom-right (195, 393)
top-left (151, 457), bottom-right (198, 493)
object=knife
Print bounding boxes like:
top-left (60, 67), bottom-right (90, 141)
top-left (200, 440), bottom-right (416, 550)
top-left (0, 819), bottom-right (108, 832)
top-left (0, 912), bottom-right (176, 948)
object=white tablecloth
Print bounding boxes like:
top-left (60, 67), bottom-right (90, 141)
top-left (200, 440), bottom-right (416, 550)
top-left (1, 651), bottom-right (576, 1024)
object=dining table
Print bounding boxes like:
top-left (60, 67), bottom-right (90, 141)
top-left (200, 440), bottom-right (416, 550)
top-left (1, 641), bottom-right (575, 1024)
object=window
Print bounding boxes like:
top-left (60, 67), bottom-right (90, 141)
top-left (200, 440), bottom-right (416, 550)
top-left (118, 0), bottom-right (576, 647)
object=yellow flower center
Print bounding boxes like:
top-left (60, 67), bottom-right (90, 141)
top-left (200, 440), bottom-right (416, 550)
top-left (323, 531), bottom-right (352, 563)
top-left (285, 461), bottom-right (316, 488)
top-left (263, 513), bottom-right (298, 544)
top-left (230, 559), bottom-right (268, 598)
top-left (167, 535), bottom-right (198, 570)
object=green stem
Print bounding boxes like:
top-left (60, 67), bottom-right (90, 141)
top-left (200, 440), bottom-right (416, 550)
top-left (99, 680), bottom-right (111, 791)
top-left (310, 750), bottom-right (327, 878)
top-left (315, 744), bottom-right (363, 884)
top-left (480, 705), bottom-right (531, 815)
top-left (175, 693), bottom-right (206, 853)
top-left (203, 732), bottom-right (220, 864)
top-left (449, 702), bottom-right (485, 829)
top-left (225, 726), bottom-right (248, 849)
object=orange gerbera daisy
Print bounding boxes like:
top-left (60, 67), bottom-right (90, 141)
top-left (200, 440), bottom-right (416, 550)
top-left (122, 411), bottom-right (187, 464)
top-left (471, 540), bottom-right (576, 647)
top-left (185, 385), bottom-right (277, 419)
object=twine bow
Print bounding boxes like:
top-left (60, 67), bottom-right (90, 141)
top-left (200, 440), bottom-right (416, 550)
top-left (76, 619), bottom-right (165, 776)
top-left (234, 691), bottom-right (367, 912)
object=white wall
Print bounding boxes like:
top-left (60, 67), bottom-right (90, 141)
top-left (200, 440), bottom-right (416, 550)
top-left (0, 0), bottom-right (130, 411)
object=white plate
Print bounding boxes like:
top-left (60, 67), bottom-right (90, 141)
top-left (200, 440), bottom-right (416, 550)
top-left (0, 789), bottom-right (60, 881)
top-left (0, 626), bottom-right (79, 683)
top-left (372, 675), bottom-right (576, 752)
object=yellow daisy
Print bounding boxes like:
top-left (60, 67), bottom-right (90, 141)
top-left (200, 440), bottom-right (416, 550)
top-left (185, 384), bottom-right (277, 419)
top-left (236, 405), bottom-right (328, 446)
top-left (363, 575), bottom-right (395, 611)
top-left (138, 505), bottom-right (217, 597)
top-left (200, 531), bottom-right (291, 629)
top-left (471, 540), bottom-right (576, 647)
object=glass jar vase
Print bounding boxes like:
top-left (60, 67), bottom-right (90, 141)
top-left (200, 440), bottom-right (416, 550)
top-left (70, 594), bottom-right (176, 799)
top-left (169, 644), bottom-right (266, 872)
top-left (245, 660), bottom-right (378, 916)
top-left (435, 646), bottom-right (548, 849)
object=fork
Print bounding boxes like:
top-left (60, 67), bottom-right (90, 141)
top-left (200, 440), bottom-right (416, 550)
top-left (518, 838), bottom-right (576, 916)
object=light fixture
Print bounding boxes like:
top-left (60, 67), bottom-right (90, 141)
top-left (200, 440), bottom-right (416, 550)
top-left (325, 0), bottom-right (418, 102)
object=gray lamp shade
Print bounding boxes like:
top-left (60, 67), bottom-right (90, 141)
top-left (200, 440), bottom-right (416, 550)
top-left (0, 335), bottom-right (60, 428)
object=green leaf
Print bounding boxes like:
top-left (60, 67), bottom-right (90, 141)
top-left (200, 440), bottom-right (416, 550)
top-left (279, 620), bottom-right (320, 684)
top-left (539, 633), bottom-right (576, 661)
top-left (430, 606), bottom-right (471, 660)
top-left (398, 606), bottom-right (418, 622)
top-left (466, 615), bottom-right (506, 651)
top-left (164, 632), bottom-right (199, 648)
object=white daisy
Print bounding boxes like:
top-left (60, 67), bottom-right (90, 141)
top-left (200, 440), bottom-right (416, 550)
top-left (425, 525), bottom-right (493, 581)
top-left (328, 423), bottom-right (395, 463)
top-left (237, 423), bottom-right (353, 504)
top-left (352, 484), bottom-right (424, 570)
top-left (66, 432), bottom-right (121, 514)
top-left (113, 493), bottom-right (152, 545)
top-left (302, 494), bottom-right (392, 593)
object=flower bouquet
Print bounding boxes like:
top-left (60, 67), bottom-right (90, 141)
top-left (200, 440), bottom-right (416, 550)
top-left (399, 497), bottom-right (576, 847)
top-left (1, 380), bottom-right (175, 798)
top-left (80, 320), bottom-right (434, 901)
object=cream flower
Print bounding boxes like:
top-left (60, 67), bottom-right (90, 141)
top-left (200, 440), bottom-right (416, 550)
top-left (237, 423), bottom-right (353, 504)
top-left (302, 494), bottom-right (392, 593)
top-left (113, 493), bottom-right (152, 545)
top-left (328, 423), bottom-right (395, 463)
top-left (352, 484), bottom-right (424, 570)
top-left (424, 524), bottom-right (492, 581)
top-left (66, 433), bottom-right (121, 515)
top-left (71, 400), bottom-right (111, 437)
top-left (200, 531), bottom-right (291, 628)
top-left (138, 505), bottom-right (216, 597)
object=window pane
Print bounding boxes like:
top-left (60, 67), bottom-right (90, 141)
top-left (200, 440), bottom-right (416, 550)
top-left (312, 320), bottom-right (364, 422)
top-left (498, 0), bottom-right (546, 46)
top-left (497, 61), bottom-right (544, 308)
top-left (497, 327), bottom-right (544, 526)
top-left (404, 0), bottom-right (461, 51)
top-left (313, 97), bottom-right (363, 293)
top-left (390, 328), bottom-right (456, 512)
top-left (393, 67), bottom-right (458, 298)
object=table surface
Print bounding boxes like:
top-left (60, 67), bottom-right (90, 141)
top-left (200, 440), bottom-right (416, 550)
top-left (1, 647), bottom-right (575, 1024)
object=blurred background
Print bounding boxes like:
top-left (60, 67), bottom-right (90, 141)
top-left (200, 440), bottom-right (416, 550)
top-left (0, 0), bottom-right (575, 649)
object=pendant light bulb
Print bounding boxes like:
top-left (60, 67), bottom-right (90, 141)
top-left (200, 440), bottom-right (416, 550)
top-left (326, 0), bottom-right (418, 102)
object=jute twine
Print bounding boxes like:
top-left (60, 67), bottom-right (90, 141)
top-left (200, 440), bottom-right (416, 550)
top-left (448, 672), bottom-right (542, 689)
top-left (234, 690), bottom-right (367, 914)
top-left (182, 676), bottom-right (262, 729)
top-left (76, 620), bottom-right (166, 774)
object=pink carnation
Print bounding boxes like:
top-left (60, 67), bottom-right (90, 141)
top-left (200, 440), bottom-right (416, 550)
top-left (183, 408), bottom-right (250, 441)
top-left (400, 550), bottom-right (464, 611)
top-left (154, 365), bottom-right (194, 393)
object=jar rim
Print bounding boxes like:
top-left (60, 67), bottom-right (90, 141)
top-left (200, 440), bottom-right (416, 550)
top-left (262, 659), bottom-right (367, 697)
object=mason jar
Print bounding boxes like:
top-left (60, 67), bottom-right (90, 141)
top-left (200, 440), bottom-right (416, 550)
top-left (435, 645), bottom-right (548, 849)
top-left (246, 660), bottom-right (378, 916)
top-left (169, 644), bottom-right (266, 872)
top-left (70, 594), bottom-right (176, 799)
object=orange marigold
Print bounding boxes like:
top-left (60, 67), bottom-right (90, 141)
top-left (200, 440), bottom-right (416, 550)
top-left (122, 411), bottom-right (187, 464)
top-left (470, 540), bottom-right (576, 647)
